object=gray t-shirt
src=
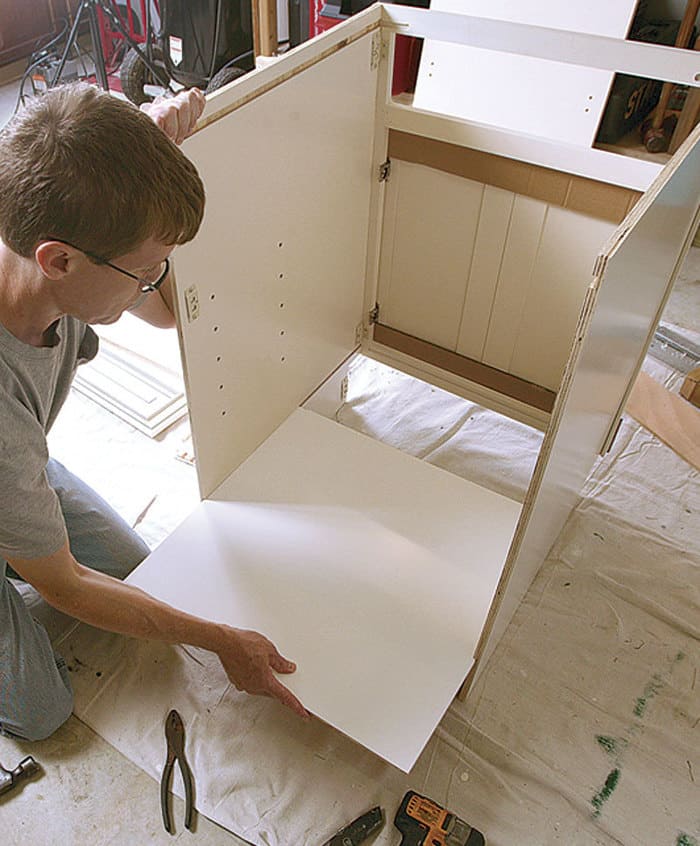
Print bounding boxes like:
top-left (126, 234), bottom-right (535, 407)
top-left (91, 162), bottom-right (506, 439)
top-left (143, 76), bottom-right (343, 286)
top-left (0, 316), bottom-right (98, 560)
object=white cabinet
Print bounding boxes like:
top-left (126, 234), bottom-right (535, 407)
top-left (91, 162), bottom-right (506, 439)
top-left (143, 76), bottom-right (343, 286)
top-left (127, 6), bottom-right (700, 771)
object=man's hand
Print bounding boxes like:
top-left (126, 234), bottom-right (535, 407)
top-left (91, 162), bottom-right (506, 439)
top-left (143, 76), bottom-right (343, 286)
top-left (142, 88), bottom-right (206, 145)
top-left (9, 541), bottom-right (309, 720)
top-left (217, 627), bottom-right (310, 719)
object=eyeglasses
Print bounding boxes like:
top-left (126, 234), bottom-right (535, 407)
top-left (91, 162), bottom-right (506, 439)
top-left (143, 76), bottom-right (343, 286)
top-left (47, 238), bottom-right (171, 294)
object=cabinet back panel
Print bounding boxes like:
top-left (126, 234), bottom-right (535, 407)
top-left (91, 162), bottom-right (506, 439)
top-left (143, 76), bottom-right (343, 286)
top-left (377, 159), bottom-right (616, 392)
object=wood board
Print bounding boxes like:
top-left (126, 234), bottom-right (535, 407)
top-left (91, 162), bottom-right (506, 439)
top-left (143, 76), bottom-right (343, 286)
top-left (626, 371), bottom-right (700, 471)
top-left (128, 408), bottom-right (521, 771)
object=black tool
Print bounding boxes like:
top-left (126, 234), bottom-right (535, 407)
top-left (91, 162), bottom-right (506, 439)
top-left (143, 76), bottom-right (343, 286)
top-left (49, 0), bottom-right (171, 93)
top-left (394, 791), bottom-right (485, 846)
top-left (321, 805), bottom-right (385, 845)
top-left (160, 709), bottom-right (195, 835)
top-left (0, 756), bottom-right (41, 797)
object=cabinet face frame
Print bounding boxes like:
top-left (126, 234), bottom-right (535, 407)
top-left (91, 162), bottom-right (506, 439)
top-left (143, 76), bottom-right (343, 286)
top-left (169, 5), bottom-right (700, 727)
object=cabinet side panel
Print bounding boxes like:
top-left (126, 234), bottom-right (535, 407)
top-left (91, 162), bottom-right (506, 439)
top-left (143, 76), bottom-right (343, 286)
top-left (475, 127), bottom-right (700, 675)
top-left (175, 36), bottom-right (377, 497)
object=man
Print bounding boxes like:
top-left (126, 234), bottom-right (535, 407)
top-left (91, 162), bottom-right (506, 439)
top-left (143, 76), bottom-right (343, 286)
top-left (0, 82), bottom-right (307, 742)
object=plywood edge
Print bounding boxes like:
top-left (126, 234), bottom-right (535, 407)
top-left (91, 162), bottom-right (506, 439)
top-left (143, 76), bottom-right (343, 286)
top-left (196, 9), bottom-right (382, 132)
top-left (388, 130), bottom-right (642, 224)
top-left (599, 120), bottom-right (700, 259)
top-left (373, 324), bottom-right (556, 413)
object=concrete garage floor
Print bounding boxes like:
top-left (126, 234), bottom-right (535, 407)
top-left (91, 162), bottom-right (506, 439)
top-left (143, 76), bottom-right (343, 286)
top-left (1, 78), bottom-right (699, 845)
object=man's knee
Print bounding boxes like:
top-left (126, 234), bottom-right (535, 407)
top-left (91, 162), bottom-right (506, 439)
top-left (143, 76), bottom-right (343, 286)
top-left (2, 691), bottom-right (74, 742)
top-left (2, 683), bottom-right (73, 742)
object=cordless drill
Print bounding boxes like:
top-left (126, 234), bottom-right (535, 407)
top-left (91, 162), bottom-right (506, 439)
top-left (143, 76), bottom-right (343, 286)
top-left (394, 791), bottom-right (485, 846)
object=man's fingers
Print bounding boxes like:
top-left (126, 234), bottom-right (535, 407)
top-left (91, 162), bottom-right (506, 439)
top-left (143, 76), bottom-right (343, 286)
top-left (188, 89), bottom-right (206, 133)
top-left (269, 651), bottom-right (297, 674)
top-left (142, 89), bottom-right (205, 145)
top-left (162, 110), bottom-right (180, 142)
top-left (266, 675), bottom-right (310, 719)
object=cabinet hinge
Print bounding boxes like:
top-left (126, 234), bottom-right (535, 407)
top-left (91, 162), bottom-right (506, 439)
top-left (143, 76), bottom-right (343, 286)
top-left (369, 303), bottom-right (380, 324)
top-left (378, 159), bottom-right (391, 182)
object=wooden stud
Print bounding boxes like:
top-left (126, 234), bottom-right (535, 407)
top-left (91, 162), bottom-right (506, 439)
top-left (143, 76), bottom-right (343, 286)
top-left (373, 324), bottom-right (556, 413)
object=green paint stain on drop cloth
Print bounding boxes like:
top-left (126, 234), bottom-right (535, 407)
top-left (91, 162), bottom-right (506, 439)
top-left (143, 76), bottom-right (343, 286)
top-left (633, 674), bottom-right (663, 718)
top-left (596, 735), bottom-right (618, 755)
top-left (592, 768), bottom-right (621, 817)
top-left (677, 834), bottom-right (698, 846)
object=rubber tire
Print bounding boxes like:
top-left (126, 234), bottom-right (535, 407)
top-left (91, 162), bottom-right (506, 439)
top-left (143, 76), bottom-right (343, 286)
top-left (205, 65), bottom-right (247, 95)
top-left (120, 47), bottom-right (166, 106)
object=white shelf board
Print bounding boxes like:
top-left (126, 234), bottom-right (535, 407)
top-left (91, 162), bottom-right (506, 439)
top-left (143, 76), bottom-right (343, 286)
top-left (128, 408), bottom-right (521, 771)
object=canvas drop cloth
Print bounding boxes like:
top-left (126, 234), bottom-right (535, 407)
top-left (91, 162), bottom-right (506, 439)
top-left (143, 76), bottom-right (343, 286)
top-left (40, 349), bottom-right (699, 846)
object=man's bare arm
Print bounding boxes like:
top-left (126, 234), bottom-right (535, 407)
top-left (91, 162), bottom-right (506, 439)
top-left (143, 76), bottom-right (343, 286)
top-left (8, 540), bottom-right (308, 718)
top-left (130, 274), bottom-right (177, 328)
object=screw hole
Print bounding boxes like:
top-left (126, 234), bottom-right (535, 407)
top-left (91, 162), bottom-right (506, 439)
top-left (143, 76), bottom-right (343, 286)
top-left (221, 410), bottom-right (227, 416)
top-left (279, 273), bottom-right (284, 279)
top-left (219, 384), bottom-right (224, 390)
top-left (280, 330), bottom-right (285, 336)
top-left (281, 356), bottom-right (286, 362)
top-left (278, 241), bottom-right (283, 248)
top-left (279, 303), bottom-right (284, 308)
top-left (213, 325), bottom-right (219, 332)
top-left (210, 294), bottom-right (216, 301)
top-left (216, 355), bottom-right (222, 362)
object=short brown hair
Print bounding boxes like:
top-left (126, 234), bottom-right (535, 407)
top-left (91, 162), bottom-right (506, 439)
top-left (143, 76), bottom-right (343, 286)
top-left (0, 82), bottom-right (205, 259)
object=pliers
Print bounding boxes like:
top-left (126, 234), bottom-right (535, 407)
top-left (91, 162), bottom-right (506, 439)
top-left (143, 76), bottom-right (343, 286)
top-left (160, 709), bottom-right (195, 835)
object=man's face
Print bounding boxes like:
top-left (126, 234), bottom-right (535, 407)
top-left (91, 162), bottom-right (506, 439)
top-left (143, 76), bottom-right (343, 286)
top-left (57, 237), bottom-right (174, 325)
